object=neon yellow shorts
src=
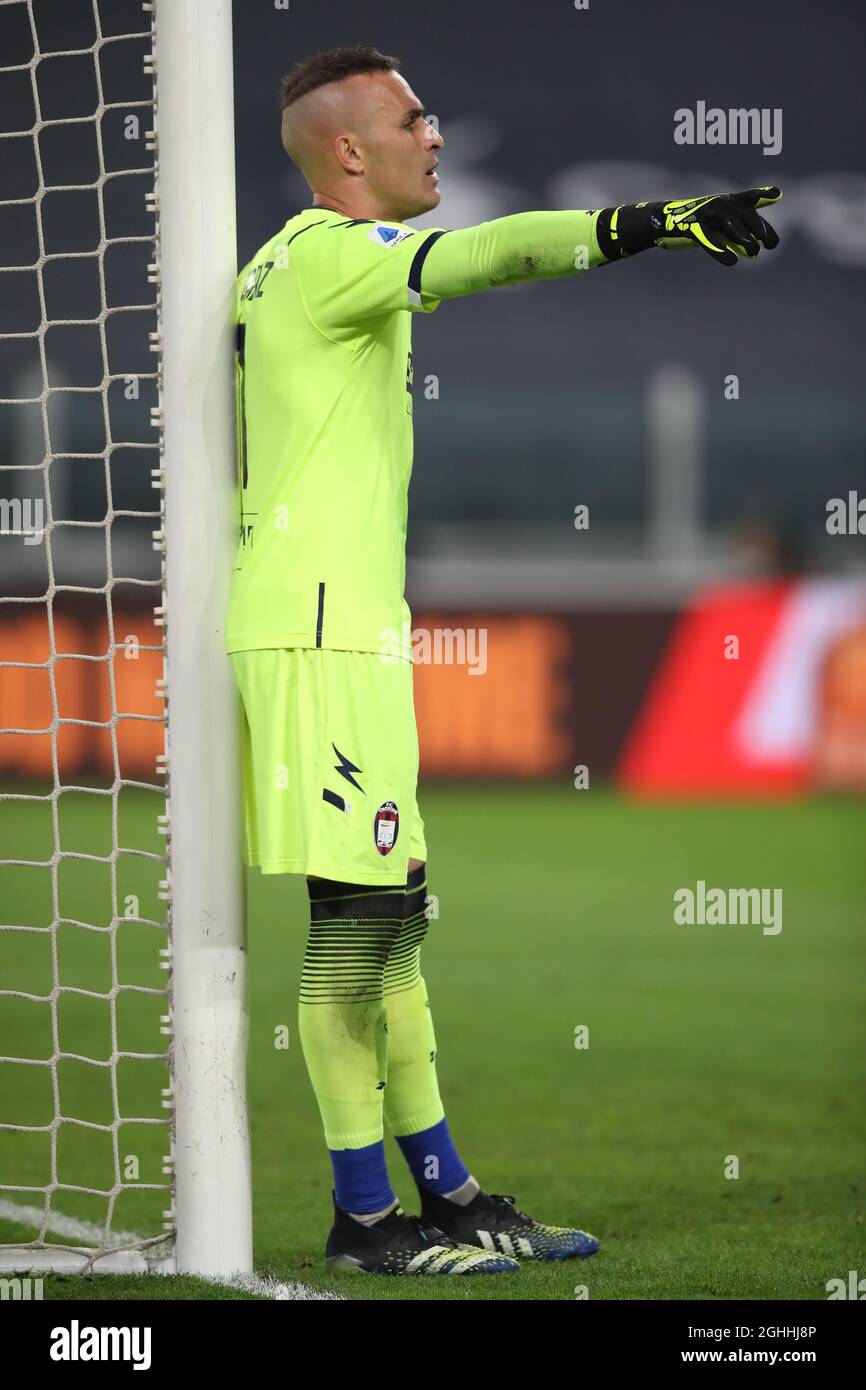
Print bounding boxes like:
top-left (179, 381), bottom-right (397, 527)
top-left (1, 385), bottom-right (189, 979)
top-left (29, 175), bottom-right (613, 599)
top-left (229, 647), bottom-right (427, 885)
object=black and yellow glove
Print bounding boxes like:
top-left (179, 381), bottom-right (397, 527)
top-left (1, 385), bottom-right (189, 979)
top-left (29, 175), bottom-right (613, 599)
top-left (596, 187), bottom-right (782, 267)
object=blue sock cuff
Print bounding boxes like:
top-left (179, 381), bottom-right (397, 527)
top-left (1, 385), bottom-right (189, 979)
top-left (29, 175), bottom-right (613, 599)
top-left (329, 1139), bottom-right (396, 1215)
top-left (396, 1118), bottom-right (470, 1195)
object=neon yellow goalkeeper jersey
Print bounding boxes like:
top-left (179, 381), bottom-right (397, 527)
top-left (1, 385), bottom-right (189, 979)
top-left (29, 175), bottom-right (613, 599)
top-left (225, 206), bottom-right (447, 661)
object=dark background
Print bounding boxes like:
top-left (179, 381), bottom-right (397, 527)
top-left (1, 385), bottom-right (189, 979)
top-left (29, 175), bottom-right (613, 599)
top-left (0, 0), bottom-right (863, 593)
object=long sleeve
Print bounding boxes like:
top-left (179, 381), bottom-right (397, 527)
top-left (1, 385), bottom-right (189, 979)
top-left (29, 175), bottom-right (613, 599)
top-left (418, 209), bottom-right (607, 299)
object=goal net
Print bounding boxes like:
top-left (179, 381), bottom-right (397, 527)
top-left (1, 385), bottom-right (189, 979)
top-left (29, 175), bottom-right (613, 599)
top-left (0, 0), bottom-right (250, 1278)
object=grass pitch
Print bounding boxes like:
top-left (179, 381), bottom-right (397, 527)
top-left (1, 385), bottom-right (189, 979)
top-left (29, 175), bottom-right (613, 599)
top-left (1, 783), bottom-right (864, 1300)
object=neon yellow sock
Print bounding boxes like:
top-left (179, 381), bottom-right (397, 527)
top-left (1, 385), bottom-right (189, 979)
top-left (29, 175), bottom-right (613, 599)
top-left (382, 868), bottom-right (446, 1137)
top-left (298, 880), bottom-right (403, 1150)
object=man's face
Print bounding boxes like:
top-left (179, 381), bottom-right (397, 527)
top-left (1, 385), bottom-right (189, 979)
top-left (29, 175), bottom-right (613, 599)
top-left (350, 70), bottom-right (444, 220)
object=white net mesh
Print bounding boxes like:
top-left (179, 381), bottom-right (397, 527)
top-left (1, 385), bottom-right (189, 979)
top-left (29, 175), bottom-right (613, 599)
top-left (0, 0), bottom-right (174, 1273)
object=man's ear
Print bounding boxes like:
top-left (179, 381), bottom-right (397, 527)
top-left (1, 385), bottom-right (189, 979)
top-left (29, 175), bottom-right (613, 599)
top-left (334, 133), bottom-right (364, 177)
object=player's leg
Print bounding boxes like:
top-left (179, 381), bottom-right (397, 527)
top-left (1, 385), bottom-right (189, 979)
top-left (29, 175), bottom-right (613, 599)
top-left (232, 652), bottom-right (392, 1216)
top-left (298, 875), bottom-right (401, 1221)
top-left (373, 665), bottom-right (478, 1201)
top-left (300, 872), bottom-right (516, 1273)
top-left (281, 648), bottom-right (404, 1222)
top-left (297, 656), bottom-right (430, 1223)
top-left (231, 645), bottom-right (516, 1274)
top-left (381, 833), bottom-right (480, 1203)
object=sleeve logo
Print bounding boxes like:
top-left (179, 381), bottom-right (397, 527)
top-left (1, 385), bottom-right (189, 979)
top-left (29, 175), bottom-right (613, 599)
top-left (369, 225), bottom-right (415, 249)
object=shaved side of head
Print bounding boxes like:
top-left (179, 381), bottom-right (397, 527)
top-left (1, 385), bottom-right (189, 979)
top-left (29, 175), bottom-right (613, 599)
top-left (281, 76), bottom-right (373, 183)
top-left (280, 46), bottom-right (400, 186)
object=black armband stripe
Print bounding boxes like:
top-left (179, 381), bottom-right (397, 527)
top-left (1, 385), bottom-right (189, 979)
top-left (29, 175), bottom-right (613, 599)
top-left (408, 229), bottom-right (447, 303)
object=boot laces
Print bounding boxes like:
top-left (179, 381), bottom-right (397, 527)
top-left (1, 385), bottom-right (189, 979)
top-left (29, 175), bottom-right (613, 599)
top-left (488, 1193), bottom-right (531, 1225)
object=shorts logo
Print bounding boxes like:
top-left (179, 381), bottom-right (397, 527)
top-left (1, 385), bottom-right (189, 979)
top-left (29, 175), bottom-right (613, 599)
top-left (332, 742), bottom-right (364, 794)
top-left (369, 225), bottom-right (415, 249)
top-left (374, 801), bottom-right (399, 855)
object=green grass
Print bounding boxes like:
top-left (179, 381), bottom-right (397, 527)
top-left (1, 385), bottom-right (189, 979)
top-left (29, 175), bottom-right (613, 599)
top-left (1, 783), bottom-right (864, 1300)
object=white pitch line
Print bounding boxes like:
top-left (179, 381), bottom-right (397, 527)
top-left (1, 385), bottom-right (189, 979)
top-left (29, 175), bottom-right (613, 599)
top-left (205, 1271), bottom-right (343, 1301)
top-left (0, 1199), bottom-right (343, 1301)
top-left (0, 1200), bottom-right (145, 1250)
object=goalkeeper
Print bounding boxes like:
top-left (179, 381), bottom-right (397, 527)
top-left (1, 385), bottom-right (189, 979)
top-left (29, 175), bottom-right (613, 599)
top-left (226, 44), bottom-right (782, 1277)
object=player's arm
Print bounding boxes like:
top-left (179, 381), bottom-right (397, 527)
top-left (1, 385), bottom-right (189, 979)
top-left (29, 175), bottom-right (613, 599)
top-left (416, 209), bottom-right (607, 296)
top-left (420, 187), bottom-right (783, 298)
top-left (294, 187), bottom-right (782, 335)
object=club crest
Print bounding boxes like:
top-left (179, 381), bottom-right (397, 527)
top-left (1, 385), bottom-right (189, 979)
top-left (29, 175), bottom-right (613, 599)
top-left (373, 800), bottom-right (399, 855)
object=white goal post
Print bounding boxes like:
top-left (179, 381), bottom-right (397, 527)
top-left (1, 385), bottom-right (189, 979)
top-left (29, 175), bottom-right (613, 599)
top-left (156, 0), bottom-right (251, 1280)
top-left (0, 0), bottom-right (251, 1278)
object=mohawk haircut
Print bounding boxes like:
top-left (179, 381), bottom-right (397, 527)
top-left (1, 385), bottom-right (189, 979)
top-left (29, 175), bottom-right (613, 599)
top-left (280, 45), bottom-right (401, 111)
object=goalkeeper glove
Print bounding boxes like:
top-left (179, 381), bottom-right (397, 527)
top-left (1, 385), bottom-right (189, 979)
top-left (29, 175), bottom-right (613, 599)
top-left (596, 187), bottom-right (782, 267)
